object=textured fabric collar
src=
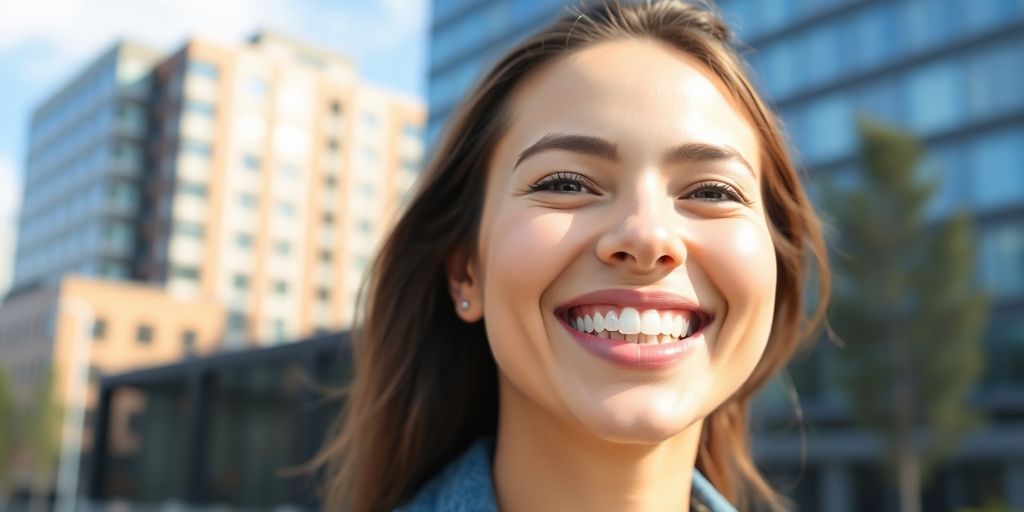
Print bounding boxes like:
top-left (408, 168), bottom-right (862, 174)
top-left (396, 437), bottom-right (737, 511)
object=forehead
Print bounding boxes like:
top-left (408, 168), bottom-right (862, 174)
top-left (498, 39), bottom-right (761, 173)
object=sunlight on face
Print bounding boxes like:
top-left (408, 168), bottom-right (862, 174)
top-left (475, 39), bottom-right (777, 443)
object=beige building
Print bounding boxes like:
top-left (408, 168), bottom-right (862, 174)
top-left (137, 32), bottom-right (425, 347)
top-left (0, 31), bottom-right (425, 497)
top-left (0, 276), bottom-right (225, 486)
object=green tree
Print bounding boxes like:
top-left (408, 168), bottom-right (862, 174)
top-left (0, 367), bottom-right (16, 506)
top-left (824, 119), bottom-right (989, 512)
top-left (25, 365), bottom-right (61, 512)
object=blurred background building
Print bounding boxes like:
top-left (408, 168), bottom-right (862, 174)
top-left (428, 0), bottom-right (1024, 511)
top-left (4, 0), bottom-right (1024, 510)
top-left (0, 28), bottom-right (424, 508)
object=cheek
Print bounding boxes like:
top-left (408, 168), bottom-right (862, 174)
top-left (484, 209), bottom-right (577, 291)
top-left (699, 220), bottom-right (777, 307)
top-left (697, 220), bottom-right (777, 360)
top-left (480, 208), bottom-right (579, 408)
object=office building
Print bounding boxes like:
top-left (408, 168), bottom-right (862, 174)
top-left (12, 42), bottom-right (162, 289)
top-left (428, 0), bottom-right (1024, 510)
top-left (138, 32), bottom-right (425, 346)
top-left (8, 32), bottom-right (425, 346)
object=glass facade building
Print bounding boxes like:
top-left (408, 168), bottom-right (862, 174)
top-left (429, 0), bottom-right (1024, 510)
top-left (12, 42), bottom-right (161, 289)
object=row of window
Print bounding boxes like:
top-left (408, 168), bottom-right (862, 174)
top-left (228, 270), bottom-right (334, 302)
top-left (27, 112), bottom-right (113, 191)
top-left (431, 0), bottom-right (564, 71)
top-left (30, 60), bottom-right (117, 146)
top-left (742, 0), bottom-right (1024, 101)
top-left (19, 181), bottom-right (105, 250)
top-left (91, 317), bottom-right (198, 353)
top-left (811, 122), bottom-right (1024, 219)
top-left (725, 0), bottom-right (1022, 51)
top-left (782, 36), bottom-right (1024, 165)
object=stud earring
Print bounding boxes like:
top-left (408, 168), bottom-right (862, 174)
top-left (459, 300), bottom-right (470, 311)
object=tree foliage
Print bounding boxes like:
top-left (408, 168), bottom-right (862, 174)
top-left (823, 119), bottom-right (989, 493)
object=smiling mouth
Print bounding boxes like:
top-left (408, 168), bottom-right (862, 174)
top-left (559, 305), bottom-right (707, 344)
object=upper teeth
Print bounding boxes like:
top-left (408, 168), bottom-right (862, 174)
top-left (568, 306), bottom-right (698, 344)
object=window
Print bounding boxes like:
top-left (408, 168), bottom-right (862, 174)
top-left (317, 288), bottom-right (331, 301)
top-left (246, 76), bottom-right (267, 96)
top-left (278, 164), bottom-right (299, 180)
top-left (228, 312), bottom-right (247, 332)
top-left (136, 324), bottom-right (153, 344)
top-left (233, 273), bottom-right (249, 290)
top-left (359, 182), bottom-right (376, 198)
top-left (88, 365), bottom-right (101, 384)
top-left (355, 254), bottom-right (370, 272)
top-left (171, 266), bottom-right (200, 281)
top-left (92, 318), bottom-right (107, 340)
top-left (980, 221), bottom-right (1024, 298)
top-left (177, 181), bottom-right (207, 198)
top-left (271, 319), bottom-right (287, 342)
top-left (401, 123), bottom-right (421, 139)
top-left (184, 99), bottom-right (216, 118)
top-left (187, 60), bottom-right (220, 80)
top-left (274, 240), bottom-right (291, 255)
top-left (320, 250), bottom-right (333, 262)
top-left (322, 212), bottom-right (335, 224)
top-left (356, 218), bottom-right (373, 234)
top-left (276, 201), bottom-right (296, 216)
top-left (361, 111), bottom-right (378, 128)
top-left (243, 153), bottom-right (261, 171)
top-left (182, 139), bottom-right (212, 158)
top-left (968, 127), bottom-right (1024, 211)
top-left (236, 233), bottom-right (254, 248)
top-left (182, 329), bottom-right (197, 353)
top-left (360, 147), bottom-right (378, 166)
top-left (173, 221), bottom-right (204, 238)
top-left (905, 60), bottom-right (965, 135)
top-left (329, 101), bottom-right (342, 115)
top-left (273, 280), bottom-right (289, 295)
top-left (239, 193), bottom-right (258, 208)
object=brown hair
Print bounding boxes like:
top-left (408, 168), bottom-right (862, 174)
top-left (311, 1), bottom-right (829, 510)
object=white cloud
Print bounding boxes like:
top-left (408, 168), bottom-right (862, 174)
top-left (0, 0), bottom-right (428, 95)
top-left (0, 154), bottom-right (18, 296)
top-left (0, 0), bottom-right (300, 82)
top-left (0, 153), bottom-right (20, 219)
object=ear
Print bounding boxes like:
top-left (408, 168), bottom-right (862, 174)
top-left (445, 246), bottom-right (483, 323)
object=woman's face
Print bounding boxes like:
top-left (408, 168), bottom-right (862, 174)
top-left (460, 39), bottom-right (777, 442)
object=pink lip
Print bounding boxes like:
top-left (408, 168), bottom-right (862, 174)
top-left (555, 289), bottom-right (712, 370)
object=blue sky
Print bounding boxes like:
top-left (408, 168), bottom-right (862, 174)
top-left (0, 0), bottom-right (429, 291)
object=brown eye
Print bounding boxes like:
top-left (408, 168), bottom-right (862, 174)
top-left (685, 182), bottom-right (742, 203)
top-left (529, 172), bottom-right (595, 194)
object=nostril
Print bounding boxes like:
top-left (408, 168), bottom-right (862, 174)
top-left (612, 252), bottom-right (630, 262)
top-left (657, 255), bottom-right (674, 265)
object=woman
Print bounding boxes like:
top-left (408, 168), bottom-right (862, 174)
top-left (315, 1), bottom-right (829, 510)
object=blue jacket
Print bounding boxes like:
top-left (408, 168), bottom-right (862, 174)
top-left (397, 437), bottom-right (737, 511)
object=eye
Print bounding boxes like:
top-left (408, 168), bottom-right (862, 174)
top-left (529, 171), bottom-right (596, 194)
top-left (684, 181), bottom-right (744, 203)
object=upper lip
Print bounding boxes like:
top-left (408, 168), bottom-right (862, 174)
top-left (556, 288), bottom-right (711, 322)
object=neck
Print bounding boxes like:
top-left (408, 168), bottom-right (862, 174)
top-left (492, 376), bottom-right (703, 512)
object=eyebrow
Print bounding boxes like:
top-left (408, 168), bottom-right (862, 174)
top-left (513, 132), bottom-right (755, 177)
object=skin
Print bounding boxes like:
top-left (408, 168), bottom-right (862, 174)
top-left (448, 39), bottom-right (778, 511)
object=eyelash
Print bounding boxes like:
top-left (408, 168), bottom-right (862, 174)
top-left (528, 172), bottom-right (745, 203)
top-left (528, 171), bottom-right (594, 194)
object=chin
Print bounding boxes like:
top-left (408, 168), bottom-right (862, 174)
top-left (572, 395), bottom-right (706, 446)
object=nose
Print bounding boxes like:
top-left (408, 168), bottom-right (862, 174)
top-left (596, 179), bottom-right (687, 274)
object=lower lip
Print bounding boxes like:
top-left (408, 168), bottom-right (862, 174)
top-left (558, 316), bottom-right (706, 370)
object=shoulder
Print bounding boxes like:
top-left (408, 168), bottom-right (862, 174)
top-left (395, 437), bottom-right (499, 512)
